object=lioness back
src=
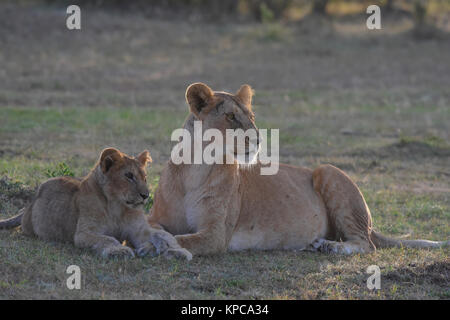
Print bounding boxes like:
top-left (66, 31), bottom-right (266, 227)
top-left (23, 176), bottom-right (81, 242)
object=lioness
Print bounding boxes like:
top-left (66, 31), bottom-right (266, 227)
top-left (0, 147), bottom-right (192, 260)
top-left (148, 82), bottom-right (448, 256)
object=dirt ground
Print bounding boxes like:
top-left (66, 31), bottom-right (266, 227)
top-left (0, 3), bottom-right (449, 299)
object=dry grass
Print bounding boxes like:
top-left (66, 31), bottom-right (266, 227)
top-left (0, 3), bottom-right (449, 299)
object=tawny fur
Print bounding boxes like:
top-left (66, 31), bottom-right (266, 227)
top-left (0, 148), bottom-right (192, 260)
top-left (148, 83), bottom-right (448, 256)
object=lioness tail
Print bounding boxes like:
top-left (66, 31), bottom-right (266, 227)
top-left (0, 209), bottom-right (24, 229)
top-left (370, 230), bottom-right (449, 249)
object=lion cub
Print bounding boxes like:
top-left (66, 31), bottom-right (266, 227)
top-left (0, 147), bottom-right (192, 260)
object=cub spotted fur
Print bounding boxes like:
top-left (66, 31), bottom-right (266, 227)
top-left (0, 147), bottom-right (192, 260)
top-left (148, 82), bottom-right (448, 256)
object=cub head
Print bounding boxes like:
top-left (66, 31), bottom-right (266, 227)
top-left (97, 147), bottom-right (152, 209)
top-left (185, 82), bottom-right (260, 164)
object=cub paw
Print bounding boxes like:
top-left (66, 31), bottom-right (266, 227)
top-left (150, 231), bottom-right (181, 255)
top-left (163, 248), bottom-right (193, 261)
top-left (102, 245), bottom-right (135, 259)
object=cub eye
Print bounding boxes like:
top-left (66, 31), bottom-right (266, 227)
top-left (226, 113), bottom-right (235, 121)
top-left (125, 172), bottom-right (134, 180)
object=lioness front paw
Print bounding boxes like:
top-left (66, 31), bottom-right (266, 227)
top-left (163, 248), bottom-right (193, 261)
top-left (136, 242), bottom-right (158, 257)
top-left (102, 245), bottom-right (135, 259)
top-left (150, 230), bottom-right (181, 254)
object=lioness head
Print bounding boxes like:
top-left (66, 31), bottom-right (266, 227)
top-left (97, 148), bottom-right (152, 209)
top-left (185, 82), bottom-right (260, 164)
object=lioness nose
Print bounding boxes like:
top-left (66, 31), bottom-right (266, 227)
top-left (140, 192), bottom-right (149, 200)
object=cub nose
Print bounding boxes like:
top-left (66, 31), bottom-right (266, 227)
top-left (140, 192), bottom-right (149, 200)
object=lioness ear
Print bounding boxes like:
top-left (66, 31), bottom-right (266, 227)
top-left (185, 82), bottom-right (214, 118)
top-left (137, 150), bottom-right (152, 167)
top-left (236, 84), bottom-right (254, 110)
top-left (99, 148), bottom-right (123, 173)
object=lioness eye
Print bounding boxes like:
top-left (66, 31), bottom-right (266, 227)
top-left (226, 113), bottom-right (235, 121)
top-left (125, 172), bottom-right (134, 180)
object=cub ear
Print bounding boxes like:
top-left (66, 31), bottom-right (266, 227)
top-left (185, 82), bottom-right (214, 118)
top-left (137, 150), bottom-right (152, 167)
top-left (99, 148), bottom-right (123, 173)
top-left (236, 84), bottom-right (254, 110)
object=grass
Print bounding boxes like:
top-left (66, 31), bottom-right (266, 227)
top-left (0, 3), bottom-right (449, 299)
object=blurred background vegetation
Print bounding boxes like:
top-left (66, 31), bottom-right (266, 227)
top-left (8, 0), bottom-right (450, 38)
top-left (12, 1), bottom-right (448, 22)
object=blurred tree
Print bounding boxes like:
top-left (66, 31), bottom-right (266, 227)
top-left (247, 0), bottom-right (293, 21)
top-left (209, 0), bottom-right (241, 20)
top-left (385, 0), bottom-right (394, 12)
top-left (312, 0), bottom-right (329, 15)
top-left (413, 0), bottom-right (428, 28)
top-left (411, 0), bottom-right (441, 39)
